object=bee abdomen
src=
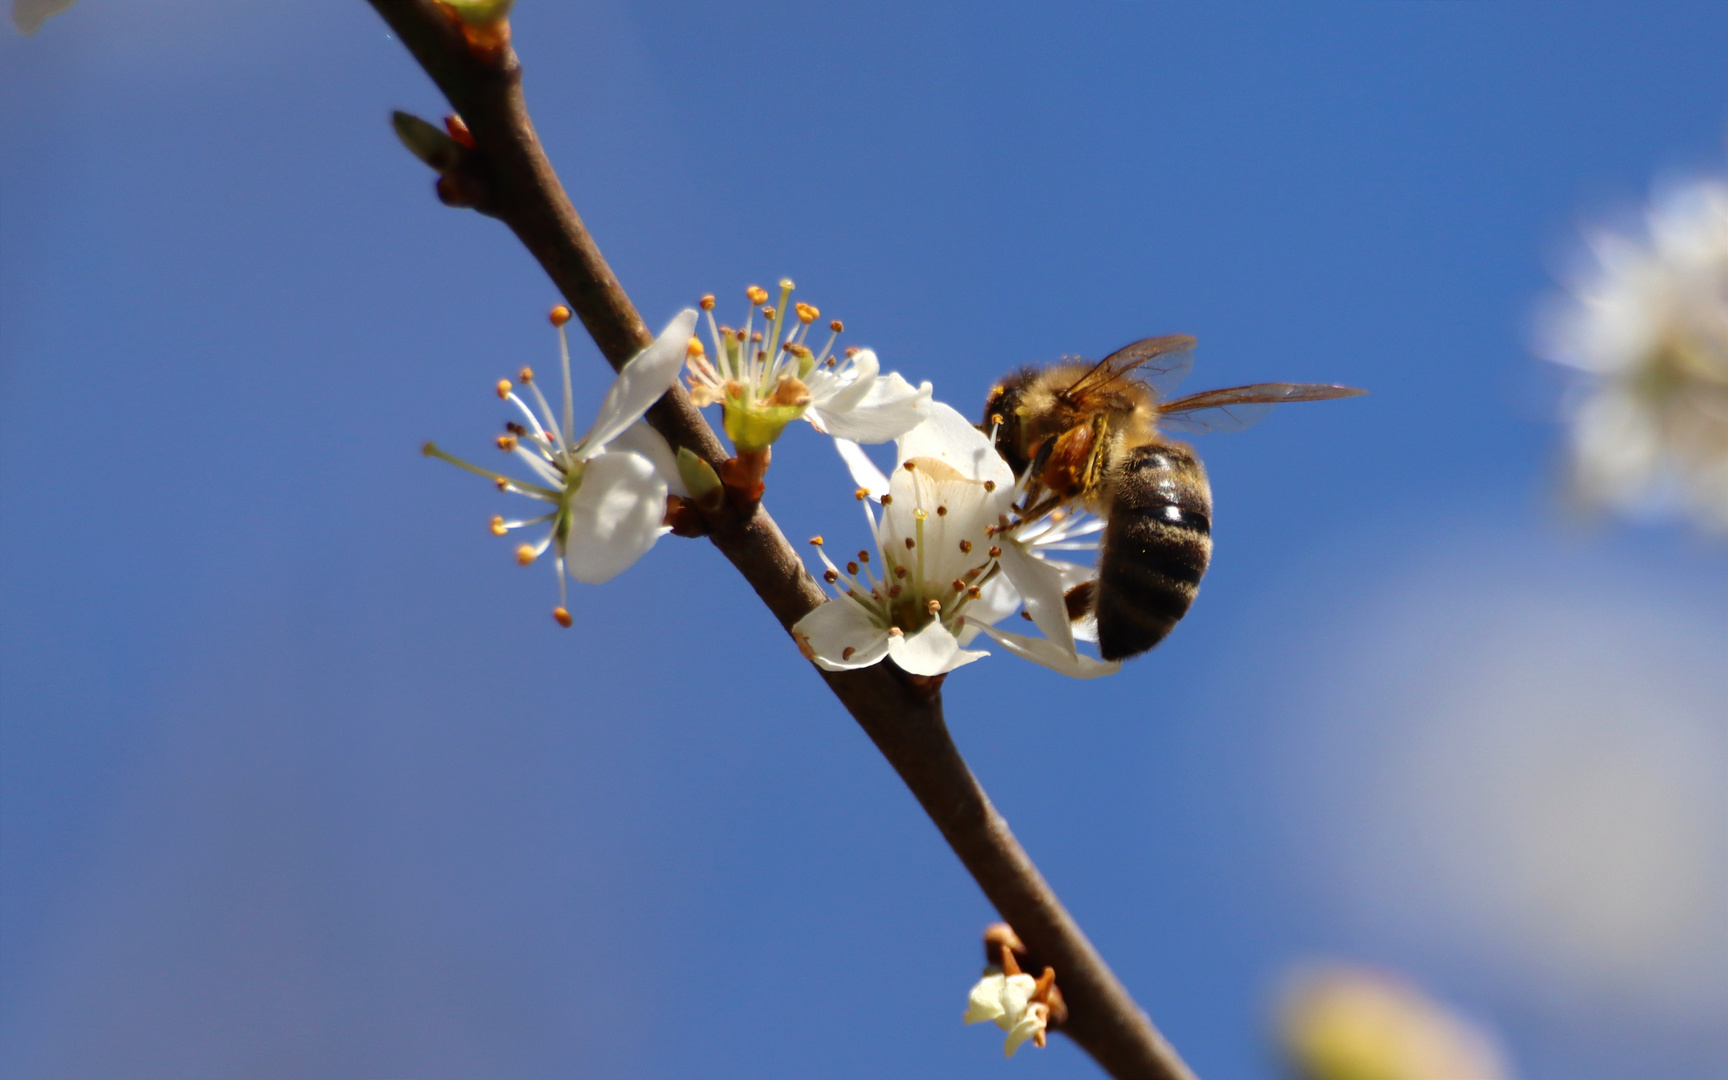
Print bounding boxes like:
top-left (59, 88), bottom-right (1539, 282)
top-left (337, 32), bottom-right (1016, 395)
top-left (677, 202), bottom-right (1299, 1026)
top-left (1095, 444), bottom-right (1213, 661)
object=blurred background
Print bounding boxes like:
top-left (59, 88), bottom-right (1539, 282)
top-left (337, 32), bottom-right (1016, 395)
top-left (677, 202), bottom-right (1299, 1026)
top-left (3, 3), bottom-right (1725, 1078)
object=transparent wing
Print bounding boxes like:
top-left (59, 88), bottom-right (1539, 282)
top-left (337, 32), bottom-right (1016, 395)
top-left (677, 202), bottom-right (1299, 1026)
top-left (1154, 383), bottom-right (1366, 435)
top-left (1063, 335), bottom-right (1197, 400)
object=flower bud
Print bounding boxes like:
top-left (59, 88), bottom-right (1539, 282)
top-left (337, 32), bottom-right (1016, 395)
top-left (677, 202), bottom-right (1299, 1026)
top-left (392, 111), bottom-right (463, 173)
top-left (677, 447), bottom-right (725, 513)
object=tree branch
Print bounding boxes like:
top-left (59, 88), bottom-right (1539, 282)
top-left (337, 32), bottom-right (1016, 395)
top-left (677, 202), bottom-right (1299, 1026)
top-left (366, 5), bottom-right (1197, 1077)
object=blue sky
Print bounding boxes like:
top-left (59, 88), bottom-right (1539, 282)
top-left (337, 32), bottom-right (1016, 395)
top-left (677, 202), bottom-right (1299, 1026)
top-left (3, 3), bottom-right (1726, 1078)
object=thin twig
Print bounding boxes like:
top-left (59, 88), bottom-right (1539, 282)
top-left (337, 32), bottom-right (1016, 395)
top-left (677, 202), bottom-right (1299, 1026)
top-left (366, 5), bottom-right (1197, 1077)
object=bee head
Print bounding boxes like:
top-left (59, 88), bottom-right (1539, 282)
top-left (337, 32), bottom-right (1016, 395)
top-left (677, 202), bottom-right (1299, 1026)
top-left (981, 375), bottom-right (1034, 477)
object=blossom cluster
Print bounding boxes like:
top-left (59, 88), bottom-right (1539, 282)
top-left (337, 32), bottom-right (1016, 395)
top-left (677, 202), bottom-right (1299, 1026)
top-left (1539, 177), bottom-right (1728, 532)
top-left (428, 283), bottom-right (1119, 681)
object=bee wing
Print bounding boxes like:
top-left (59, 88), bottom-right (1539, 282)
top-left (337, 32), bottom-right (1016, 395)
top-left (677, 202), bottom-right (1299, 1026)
top-left (1063, 335), bottom-right (1197, 400)
top-left (1154, 383), bottom-right (1366, 435)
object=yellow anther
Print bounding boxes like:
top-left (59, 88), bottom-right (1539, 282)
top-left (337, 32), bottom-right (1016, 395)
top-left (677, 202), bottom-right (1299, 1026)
top-left (553, 607), bottom-right (573, 628)
top-left (515, 544), bottom-right (536, 565)
top-left (489, 515), bottom-right (508, 536)
top-left (549, 305), bottom-right (572, 327)
top-left (518, 366), bottom-right (534, 383)
top-left (496, 379), bottom-right (513, 399)
top-left (497, 434), bottom-right (518, 452)
top-left (795, 302), bottom-right (820, 324)
top-left (855, 488), bottom-right (870, 501)
top-left (746, 285), bottom-right (768, 305)
top-left (494, 477), bottom-right (510, 492)
top-left (699, 294), bottom-right (716, 310)
top-left (687, 337), bottom-right (705, 357)
top-left (809, 536), bottom-right (824, 546)
top-left (829, 319), bottom-right (844, 333)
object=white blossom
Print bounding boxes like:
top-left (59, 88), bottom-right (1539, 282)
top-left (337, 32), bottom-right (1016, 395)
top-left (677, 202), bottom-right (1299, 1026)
top-left (426, 308), bottom-right (697, 625)
top-left (1539, 177), bottom-right (1728, 531)
top-left (796, 403), bottom-right (1118, 679)
top-left (12, 0), bottom-right (76, 35)
top-left (685, 280), bottom-right (930, 450)
top-left (963, 968), bottom-right (1051, 1058)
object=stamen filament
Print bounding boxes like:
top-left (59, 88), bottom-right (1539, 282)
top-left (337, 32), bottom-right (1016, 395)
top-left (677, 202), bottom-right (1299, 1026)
top-left (424, 443), bottom-right (559, 497)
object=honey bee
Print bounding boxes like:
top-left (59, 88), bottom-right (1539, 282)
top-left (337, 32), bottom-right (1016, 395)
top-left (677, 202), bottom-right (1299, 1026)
top-left (983, 336), bottom-right (1364, 661)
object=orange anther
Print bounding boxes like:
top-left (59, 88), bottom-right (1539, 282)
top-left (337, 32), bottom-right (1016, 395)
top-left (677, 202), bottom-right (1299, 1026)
top-left (549, 305), bottom-right (572, 326)
top-left (552, 607), bottom-right (573, 628)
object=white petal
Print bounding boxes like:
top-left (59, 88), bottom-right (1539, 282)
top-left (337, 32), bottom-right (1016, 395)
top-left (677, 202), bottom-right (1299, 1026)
top-left (562, 450), bottom-right (668, 584)
top-left (607, 421), bottom-right (686, 496)
top-left (963, 972), bottom-right (1008, 1025)
top-left (1004, 1003), bottom-right (1048, 1058)
top-left (833, 437), bottom-right (891, 500)
top-left (955, 575), bottom-right (1021, 644)
top-left (895, 400), bottom-right (1016, 492)
top-left (577, 309), bottom-right (698, 456)
top-left (811, 348), bottom-right (880, 416)
top-left (996, 540), bottom-right (1075, 654)
top-left (814, 370), bottom-right (932, 443)
top-left (996, 973), bottom-right (1037, 1030)
top-left (976, 623), bottom-right (1121, 679)
top-left (886, 620), bottom-right (987, 676)
top-left (792, 597), bottom-right (891, 671)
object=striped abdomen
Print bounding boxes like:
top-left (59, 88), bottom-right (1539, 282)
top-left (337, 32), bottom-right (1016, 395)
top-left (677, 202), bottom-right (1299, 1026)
top-left (1094, 443), bottom-right (1213, 661)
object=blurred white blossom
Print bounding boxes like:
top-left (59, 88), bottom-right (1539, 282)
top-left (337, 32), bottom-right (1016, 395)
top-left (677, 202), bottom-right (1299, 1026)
top-left (1278, 964), bottom-right (1513, 1080)
top-left (12, 0), bottom-right (76, 35)
top-left (1539, 178), bottom-right (1728, 531)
